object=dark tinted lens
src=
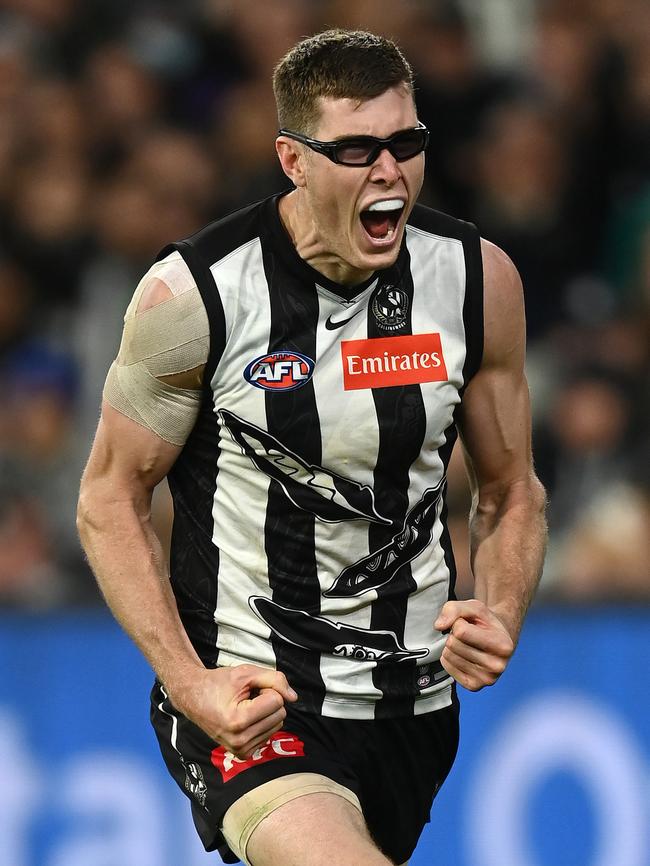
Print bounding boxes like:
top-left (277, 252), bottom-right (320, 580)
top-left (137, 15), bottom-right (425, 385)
top-left (390, 129), bottom-right (427, 161)
top-left (335, 140), bottom-right (375, 165)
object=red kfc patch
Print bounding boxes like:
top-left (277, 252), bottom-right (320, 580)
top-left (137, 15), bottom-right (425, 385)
top-left (211, 731), bottom-right (305, 782)
top-left (341, 333), bottom-right (448, 390)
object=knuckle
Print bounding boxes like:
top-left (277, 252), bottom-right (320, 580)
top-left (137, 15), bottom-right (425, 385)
top-left (492, 658), bottom-right (507, 675)
top-left (228, 718), bottom-right (245, 736)
top-left (229, 733), bottom-right (246, 751)
top-left (454, 621), bottom-right (468, 640)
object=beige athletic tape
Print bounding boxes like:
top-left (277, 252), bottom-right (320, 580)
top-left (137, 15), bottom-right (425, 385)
top-left (221, 772), bottom-right (362, 866)
top-left (120, 291), bottom-right (209, 373)
top-left (103, 253), bottom-right (210, 445)
top-left (103, 360), bottom-right (201, 446)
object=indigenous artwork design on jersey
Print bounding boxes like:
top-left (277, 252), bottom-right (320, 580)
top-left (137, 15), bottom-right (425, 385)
top-left (220, 409), bottom-right (446, 663)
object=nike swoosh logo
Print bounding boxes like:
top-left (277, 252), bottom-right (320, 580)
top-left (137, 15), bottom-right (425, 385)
top-left (325, 309), bottom-right (362, 330)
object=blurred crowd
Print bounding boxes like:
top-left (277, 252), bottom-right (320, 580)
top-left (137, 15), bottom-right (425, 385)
top-left (0, 0), bottom-right (647, 608)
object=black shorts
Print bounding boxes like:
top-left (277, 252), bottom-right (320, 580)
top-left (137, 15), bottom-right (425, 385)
top-left (150, 680), bottom-right (459, 864)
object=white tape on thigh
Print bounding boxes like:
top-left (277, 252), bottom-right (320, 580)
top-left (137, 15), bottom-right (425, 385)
top-left (221, 772), bottom-right (362, 866)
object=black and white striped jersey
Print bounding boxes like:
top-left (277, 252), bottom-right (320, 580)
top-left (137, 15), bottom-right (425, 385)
top-left (159, 192), bottom-right (483, 720)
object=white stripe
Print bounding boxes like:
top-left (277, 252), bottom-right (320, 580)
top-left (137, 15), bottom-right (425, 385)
top-left (313, 290), bottom-right (383, 710)
top-left (157, 685), bottom-right (180, 753)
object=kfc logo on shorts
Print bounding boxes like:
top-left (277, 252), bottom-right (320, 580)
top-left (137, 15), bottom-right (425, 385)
top-left (244, 351), bottom-right (315, 391)
top-left (211, 731), bottom-right (305, 782)
top-left (341, 334), bottom-right (448, 390)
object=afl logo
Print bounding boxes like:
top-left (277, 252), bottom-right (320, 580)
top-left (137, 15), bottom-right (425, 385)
top-left (244, 351), bottom-right (315, 391)
top-left (372, 285), bottom-right (408, 331)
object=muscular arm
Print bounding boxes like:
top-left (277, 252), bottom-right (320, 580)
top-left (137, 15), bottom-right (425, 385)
top-left (77, 269), bottom-right (295, 755)
top-left (435, 239), bottom-right (547, 690)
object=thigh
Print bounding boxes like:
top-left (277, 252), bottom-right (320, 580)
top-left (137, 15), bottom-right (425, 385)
top-left (222, 772), bottom-right (363, 863)
top-left (244, 789), bottom-right (394, 866)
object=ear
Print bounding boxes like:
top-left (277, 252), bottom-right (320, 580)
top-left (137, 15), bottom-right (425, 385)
top-left (275, 137), bottom-right (308, 188)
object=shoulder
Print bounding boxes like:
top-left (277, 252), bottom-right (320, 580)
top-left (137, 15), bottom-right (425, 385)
top-left (135, 250), bottom-right (199, 311)
top-left (407, 203), bottom-right (479, 244)
top-left (480, 238), bottom-right (525, 370)
top-left (158, 194), bottom-right (280, 269)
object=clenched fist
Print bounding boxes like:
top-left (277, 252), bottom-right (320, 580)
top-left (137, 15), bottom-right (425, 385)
top-left (435, 600), bottom-right (515, 691)
top-left (168, 664), bottom-right (298, 757)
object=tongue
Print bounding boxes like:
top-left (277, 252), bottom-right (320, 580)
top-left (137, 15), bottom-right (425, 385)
top-left (361, 212), bottom-right (391, 239)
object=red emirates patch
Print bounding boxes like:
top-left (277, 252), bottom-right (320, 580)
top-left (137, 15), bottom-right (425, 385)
top-left (211, 731), bottom-right (305, 782)
top-left (341, 333), bottom-right (448, 390)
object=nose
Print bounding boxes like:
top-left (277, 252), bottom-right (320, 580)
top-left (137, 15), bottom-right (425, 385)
top-left (369, 146), bottom-right (402, 185)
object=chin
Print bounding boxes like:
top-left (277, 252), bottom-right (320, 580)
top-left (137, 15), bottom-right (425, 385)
top-left (356, 243), bottom-right (401, 273)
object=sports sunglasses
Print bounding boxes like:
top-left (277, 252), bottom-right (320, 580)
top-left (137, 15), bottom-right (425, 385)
top-left (278, 122), bottom-right (429, 166)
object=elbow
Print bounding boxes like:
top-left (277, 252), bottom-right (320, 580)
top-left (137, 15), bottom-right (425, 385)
top-left (531, 474), bottom-right (547, 516)
top-left (76, 484), bottom-right (98, 546)
top-left (476, 472), bottom-right (547, 525)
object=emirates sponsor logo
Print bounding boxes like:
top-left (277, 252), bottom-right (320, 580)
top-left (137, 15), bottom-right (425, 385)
top-left (211, 731), bottom-right (305, 782)
top-left (341, 333), bottom-right (448, 390)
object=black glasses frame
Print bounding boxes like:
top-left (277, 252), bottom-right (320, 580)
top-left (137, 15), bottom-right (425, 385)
top-left (278, 122), bottom-right (429, 166)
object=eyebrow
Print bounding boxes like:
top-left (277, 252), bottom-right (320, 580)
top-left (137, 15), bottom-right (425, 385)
top-left (328, 125), bottom-right (420, 142)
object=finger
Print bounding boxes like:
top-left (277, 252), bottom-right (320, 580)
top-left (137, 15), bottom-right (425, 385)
top-left (234, 721), bottom-right (286, 759)
top-left (448, 619), bottom-right (513, 656)
top-left (445, 634), bottom-right (508, 677)
top-left (237, 688), bottom-right (285, 726)
top-left (441, 646), bottom-right (501, 691)
top-left (230, 708), bottom-right (287, 758)
top-left (441, 647), bottom-right (484, 691)
top-left (434, 599), bottom-right (485, 631)
top-left (239, 666), bottom-right (298, 703)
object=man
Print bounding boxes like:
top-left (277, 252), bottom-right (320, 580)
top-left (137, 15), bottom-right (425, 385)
top-left (77, 29), bottom-right (546, 866)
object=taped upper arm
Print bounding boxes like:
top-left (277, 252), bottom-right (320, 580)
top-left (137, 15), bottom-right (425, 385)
top-left (103, 251), bottom-right (210, 446)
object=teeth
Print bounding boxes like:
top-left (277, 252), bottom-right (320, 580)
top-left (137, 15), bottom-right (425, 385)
top-left (367, 198), bottom-right (405, 212)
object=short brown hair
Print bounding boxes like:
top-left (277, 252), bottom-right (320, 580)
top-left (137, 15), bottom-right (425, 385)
top-left (273, 29), bottom-right (414, 134)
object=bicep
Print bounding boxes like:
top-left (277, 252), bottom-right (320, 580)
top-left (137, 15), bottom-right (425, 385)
top-left (81, 401), bottom-right (183, 508)
top-left (456, 239), bottom-right (533, 492)
top-left (457, 364), bottom-right (532, 493)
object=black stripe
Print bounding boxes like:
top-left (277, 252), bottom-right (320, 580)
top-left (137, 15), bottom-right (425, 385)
top-left (368, 258), bottom-right (426, 718)
top-left (459, 229), bottom-right (484, 393)
top-left (167, 391), bottom-right (222, 666)
top-left (261, 245), bottom-right (326, 713)
top-left (437, 422), bottom-right (459, 603)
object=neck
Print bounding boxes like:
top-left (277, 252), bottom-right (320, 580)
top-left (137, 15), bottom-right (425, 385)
top-left (278, 190), bottom-right (373, 286)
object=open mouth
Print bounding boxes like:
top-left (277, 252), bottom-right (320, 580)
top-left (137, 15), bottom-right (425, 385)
top-left (360, 198), bottom-right (405, 244)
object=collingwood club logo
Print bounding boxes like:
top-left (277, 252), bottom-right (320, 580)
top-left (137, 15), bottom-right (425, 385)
top-left (372, 285), bottom-right (408, 331)
top-left (182, 760), bottom-right (207, 806)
